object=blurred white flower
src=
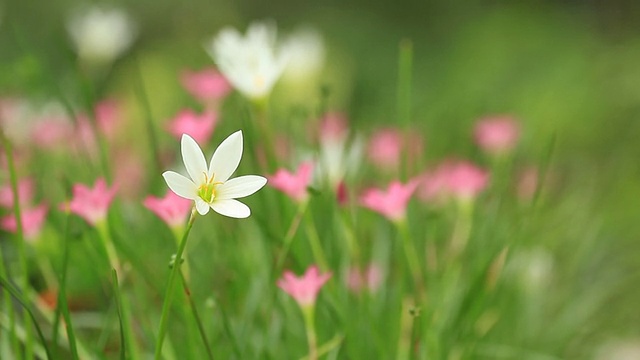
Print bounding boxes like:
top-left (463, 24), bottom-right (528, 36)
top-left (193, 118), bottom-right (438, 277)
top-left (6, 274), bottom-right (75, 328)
top-left (67, 6), bottom-right (136, 64)
top-left (206, 21), bottom-right (289, 100)
top-left (507, 248), bottom-right (554, 292)
top-left (595, 340), bottom-right (640, 360)
top-left (281, 27), bottom-right (325, 82)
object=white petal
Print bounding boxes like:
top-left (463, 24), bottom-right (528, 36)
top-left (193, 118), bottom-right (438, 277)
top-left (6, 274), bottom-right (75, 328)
top-left (216, 175), bottom-right (267, 200)
top-left (162, 171), bottom-right (197, 200)
top-left (211, 199), bottom-right (250, 218)
top-left (181, 134), bottom-right (208, 185)
top-left (209, 131), bottom-right (243, 183)
top-left (195, 198), bottom-right (210, 215)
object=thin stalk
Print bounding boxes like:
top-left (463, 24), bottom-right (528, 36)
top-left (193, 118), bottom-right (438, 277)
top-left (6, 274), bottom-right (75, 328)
top-left (274, 201), bottom-right (309, 273)
top-left (179, 270), bottom-right (214, 360)
top-left (53, 211), bottom-right (79, 360)
top-left (302, 306), bottom-right (318, 360)
top-left (303, 209), bottom-right (329, 271)
top-left (96, 221), bottom-right (121, 276)
top-left (251, 99), bottom-right (277, 170)
top-left (397, 39), bottom-right (413, 180)
top-left (448, 201), bottom-right (474, 259)
top-left (134, 56), bottom-right (163, 176)
top-left (300, 334), bottom-right (344, 360)
top-left (396, 220), bottom-right (425, 301)
top-left (111, 269), bottom-right (127, 360)
top-left (154, 207), bottom-right (197, 359)
top-left (0, 128), bottom-right (34, 359)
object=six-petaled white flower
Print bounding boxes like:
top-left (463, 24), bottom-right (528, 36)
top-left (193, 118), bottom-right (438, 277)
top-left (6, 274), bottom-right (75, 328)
top-left (162, 131), bottom-right (267, 218)
top-left (206, 21), bottom-right (289, 100)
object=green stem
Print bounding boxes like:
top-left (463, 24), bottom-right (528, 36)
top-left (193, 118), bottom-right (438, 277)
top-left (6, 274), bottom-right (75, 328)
top-left (0, 128), bottom-right (33, 359)
top-left (449, 200), bottom-right (474, 259)
top-left (154, 207), bottom-right (197, 360)
top-left (396, 220), bottom-right (424, 300)
top-left (53, 211), bottom-right (79, 360)
top-left (134, 56), bottom-right (163, 176)
top-left (251, 99), bottom-right (277, 170)
top-left (179, 271), bottom-right (214, 360)
top-left (397, 39), bottom-right (413, 179)
top-left (303, 209), bottom-right (329, 271)
top-left (96, 221), bottom-right (121, 276)
top-left (275, 201), bottom-right (309, 273)
top-left (302, 306), bottom-right (318, 360)
top-left (111, 270), bottom-right (127, 360)
top-left (0, 216), bottom-right (19, 357)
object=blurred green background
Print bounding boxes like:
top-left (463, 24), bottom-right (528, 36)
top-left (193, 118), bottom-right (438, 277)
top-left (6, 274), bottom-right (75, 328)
top-left (2, 0), bottom-right (640, 357)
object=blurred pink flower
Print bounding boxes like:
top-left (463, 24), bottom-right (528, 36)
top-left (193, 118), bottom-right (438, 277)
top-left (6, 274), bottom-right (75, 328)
top-left (360, 180), bottom-right (419, 222)
top-left (76, 99), bottom-right (123, 143)
top-left (0, 178), bottom-right (34, 208)
top-left (367, 128), bottom-right (403, 170)
top-left (113, 150), bottom-right (147, 200)
top-left (318, 112), bottom-right (348, 144)
top-left (418, 160), bottom-right (489, 204)
top-left (143, 191), bottom-right (192, 229)
top-left (31, 117), bottom-right (75, 150)
top-left (180, 68), bottom-right (232, 103)
top-left (65, 178), bottom-right (117, 225)
top-left (278, 265), bottom-right (332, 308)
top-left (446, 161), bottom-right (490, 201)
top-left (336, 181), bottom-right (349, 206)
top-left (474, 116), bottom-right (520, 155)
top-left (268, 162), bottom-right (314, 203)
top-left (346, 263), bottom-right (383, 293)
top-left (1, 203), bottom-right (48, 241)
top-left (166, 109), bottom-right (217, 145)
top-left (94, 99), bottom-right (122, 138)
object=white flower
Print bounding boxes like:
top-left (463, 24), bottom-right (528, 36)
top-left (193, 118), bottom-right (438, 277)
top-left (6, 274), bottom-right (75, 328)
top-left (162, 131), bottom-right (267, 218)
top-left (67, 6), bottom-right (136, 64)
top-left (206, 21), bottom-right (289, 100)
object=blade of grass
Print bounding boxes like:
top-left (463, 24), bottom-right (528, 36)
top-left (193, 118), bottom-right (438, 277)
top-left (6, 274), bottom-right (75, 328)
top-left (0, 127), bottom-right (34, 359)
top-left (111, 269), bottom-right (126, 360)
top-left (179, 270), bottom-right (214, 360)
top-left (0, 276), bottom-right (52, 360)
top-left (52, 211), bottom-right (79, 360)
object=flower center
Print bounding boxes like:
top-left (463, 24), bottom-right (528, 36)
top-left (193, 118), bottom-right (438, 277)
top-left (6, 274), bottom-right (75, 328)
top-left (197, 173), bottom-right (222, 204)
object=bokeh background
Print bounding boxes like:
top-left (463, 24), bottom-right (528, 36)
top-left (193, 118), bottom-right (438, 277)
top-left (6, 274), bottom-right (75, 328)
top-left (2, 0), bottom-right (640, 358)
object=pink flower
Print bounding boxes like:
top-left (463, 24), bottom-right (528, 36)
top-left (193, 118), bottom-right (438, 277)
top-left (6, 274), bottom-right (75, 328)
top-left (180, 68), bottom-right (232, 103)
top-left (267, 162), bottom-right (314, 203)
top-left (418, 160), bottom-right (489, 204)
top-left (112, 150), bottom-right (147, 200)
top-left (474, 116), bottom-right (520, 155)
top-left (31, 116), bottom-right (75, 150)
top-left (143, 191), bottom-right (192, 229)
top-left (1, 204), bottom-right (48, 241)
top-left (446, 161), bottom-right (490, 201)
top-left (0, 178), bottom-right (34, 208)
top-left (346, 263), bottom-right (383, 293)
top-left (360, 180), bottom-right (419, 222)
top-left (166, 109), bottom-right (217, 145)
top-left (367, 128), bottom-right (403, 170)
top-left (277, 265), bottom-right (332, 308)
top-left (318, 112), bottom-right (348, 144)
top-left (65, 178), bottom-right (117, 225)
top-left (94, 99), bottom-right (122, 138)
